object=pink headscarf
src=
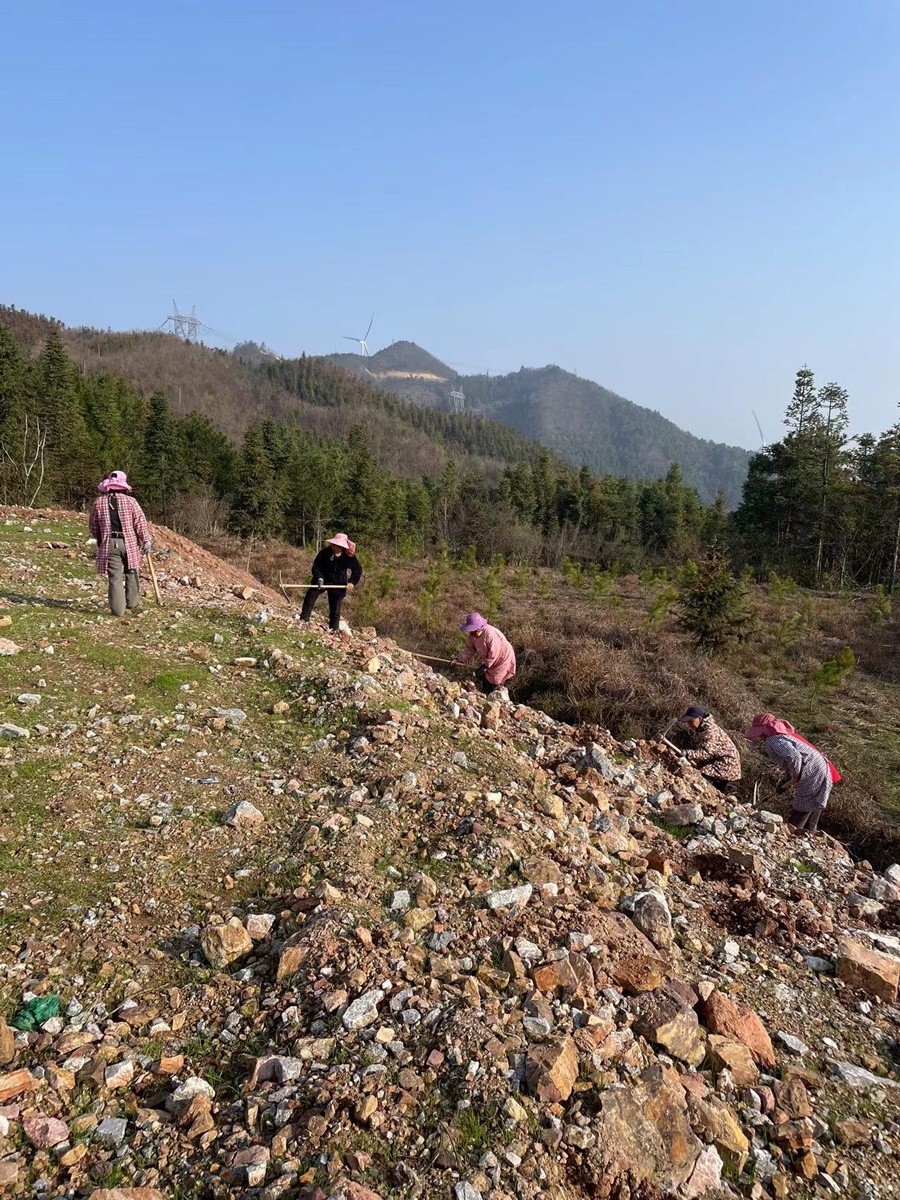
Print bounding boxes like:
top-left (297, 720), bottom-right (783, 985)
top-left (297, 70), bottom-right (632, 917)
top-left (746, 712), bottom-right (841, 783)
top-left (745, 712), bottom-right (795, 740)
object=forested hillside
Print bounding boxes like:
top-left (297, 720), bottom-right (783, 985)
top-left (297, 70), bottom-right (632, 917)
top-left (0, 306), bottom-right (542, 485)
top-left (464, 367), bottom-right (752, 506)
top-left (2, 306), bottom-right (898, 593)
top-left (329, 342), bottom-right (753, 505)
top-left (0, 306), bottom-right (728, 565)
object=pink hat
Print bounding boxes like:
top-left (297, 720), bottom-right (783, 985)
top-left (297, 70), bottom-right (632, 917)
top-left (98, 471), bottom-right (132, 493)
top-left (327, 532), bottom-right (356, 554)
top-left (745, 712), bottom-right (796, 740)
top-left (460, 611), bottom-right (488, 633)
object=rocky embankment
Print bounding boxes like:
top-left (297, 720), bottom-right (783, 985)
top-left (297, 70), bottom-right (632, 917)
top-left (0, 509), bottom-right (898, 1200)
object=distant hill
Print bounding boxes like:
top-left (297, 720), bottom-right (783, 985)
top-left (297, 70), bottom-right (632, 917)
top-left (0, 306), bottom-right (552, 486)
top-left (328, 342), bottom-right (458, 409)
top-left (2, 306), bottom-right (750, 504)
top-left (330, 342), bottom-right (751, 505)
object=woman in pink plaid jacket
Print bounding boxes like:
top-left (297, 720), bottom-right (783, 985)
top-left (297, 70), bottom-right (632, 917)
top-left (88, 472), bottom-right (152, 616)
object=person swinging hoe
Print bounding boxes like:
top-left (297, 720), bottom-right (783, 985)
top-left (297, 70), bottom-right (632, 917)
top-left (299, 533), bottom-right (362, 633)
top-left (453, 611), bottom-right (516, 695)
top-left (745, 712), bottom-right (840, 836)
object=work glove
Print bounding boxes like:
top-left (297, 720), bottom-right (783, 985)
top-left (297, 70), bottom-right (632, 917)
top-left (316, 577), bottom-right (325, 587)
top-left (346, 582), bottom-right (355, 592)
top-left (142, 542), bottom-right (152, 555)
top-left (775, 779), bottom-right (789, 795)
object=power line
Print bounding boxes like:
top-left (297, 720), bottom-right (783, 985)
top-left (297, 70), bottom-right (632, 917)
top-left (159, 302), bottom-right (240, 347)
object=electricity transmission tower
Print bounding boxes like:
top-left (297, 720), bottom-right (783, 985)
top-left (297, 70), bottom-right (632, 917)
top-left (449, 384), bottom-right (465, 413)
top-left (161, 301), bottom-right (202, 342)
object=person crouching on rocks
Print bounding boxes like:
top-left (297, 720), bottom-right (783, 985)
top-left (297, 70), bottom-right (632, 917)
top-left (453, 612), bottom-right (516, 694)
top-left (89, 471), bottom-right (152, 617)
top-left (300, 533), bottom-right (362, 632)
top-left (745, 712), bottom-right (840, 834)
top-left (677, 705), bottom-right (742, 795)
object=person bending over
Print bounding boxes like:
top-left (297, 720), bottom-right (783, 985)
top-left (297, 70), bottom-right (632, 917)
top-left (677, 705), bottom-right (742, 795)
top-left (453, 611), bottom-right (516, 694)
top-left (745, 712), bottom-right (839, 834)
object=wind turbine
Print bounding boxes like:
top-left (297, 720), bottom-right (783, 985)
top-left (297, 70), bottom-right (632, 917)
top-left (344, 312), bottom-right (374, 356)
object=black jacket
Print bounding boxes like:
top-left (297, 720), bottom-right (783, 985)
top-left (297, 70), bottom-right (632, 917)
top-left (310, 547), bottom-right (362, 588)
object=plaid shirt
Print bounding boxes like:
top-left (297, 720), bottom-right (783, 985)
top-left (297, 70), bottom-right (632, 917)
top-left (683, 716), bottom-right (742, 782)
top-left (89, 493), bottom-right (150, 575)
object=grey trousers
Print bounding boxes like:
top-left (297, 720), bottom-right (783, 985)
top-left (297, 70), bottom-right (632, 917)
top-left (108, 538), bottom-right (141, 616)
top-left (789, 806), bottom-right (823, 832)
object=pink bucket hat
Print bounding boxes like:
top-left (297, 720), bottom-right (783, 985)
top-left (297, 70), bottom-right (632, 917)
top-left (327, 532), bottom-right (356, 554)
top-left (98, 471), bottom-right (132, 493)
top-left (460, 611), bottom-right (488, 633)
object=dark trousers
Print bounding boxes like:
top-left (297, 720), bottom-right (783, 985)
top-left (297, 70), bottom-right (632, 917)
top-left (707, 777), bottom-right (738, 797)
top-left (789, 806), bottom-right (823, 832)
top-left (300, 586), bottom-right (344, 630)
top-left (475, 664), bottom-right (514, 695)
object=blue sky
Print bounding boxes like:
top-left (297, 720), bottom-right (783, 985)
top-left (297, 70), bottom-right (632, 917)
top-left (2, 0), bottom-right (898, 449)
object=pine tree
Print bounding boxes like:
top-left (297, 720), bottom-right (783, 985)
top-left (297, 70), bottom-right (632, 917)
top-left (813, 382), bottom-right (850, 583)
top-left (784, 366), bottom-right (819, 435)
top-left (81, 374), bottom-right (142, 478)
top-left (0, 326), bottom-right (27, 433)
top-left (676, 551), bottom-right (750, 649)
top-left (0, 327), bottom-right (39, 504)
top-left (34, 327), bottom-right (90, 499)
top-left (870, 418), bottom-right (900, 591)
top-left (178, 412), bottom-right (239, 497)
top-left (703, 489), bottom-right (729, 548)
top-left (230, 424), bottom-right (283, 540)
top-left (336, 425), bottom-right (385, 542)
top-left (139, 393), bottom-right (188, 521)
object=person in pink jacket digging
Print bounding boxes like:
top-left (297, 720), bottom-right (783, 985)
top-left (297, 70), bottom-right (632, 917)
top-left (453, 611), bottom-right (516, 694)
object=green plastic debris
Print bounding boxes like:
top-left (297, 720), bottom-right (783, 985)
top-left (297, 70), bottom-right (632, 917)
top-left (11, 994), bottom-right (61, 1031)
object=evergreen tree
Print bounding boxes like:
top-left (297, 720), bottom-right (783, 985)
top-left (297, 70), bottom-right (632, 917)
top-left (870, 418), bottom-right (900, 591)
top-left (703, 489), bottom-right (729, 548)
top-left (34, 327), bottom-right (90, 499)
top-left (139, 393), bottom-right (188, 520)
top-left (0, 326), bottom-right (27, 434)
top-left (0, 327), bottom-right (39, 504)
top-left (813, 382), bottom-right (850, 583)
top-left (178, 412), bottom-right (239, 497)
top-left (784, 366), bottom-right (819, 435)
top-left (230, 424), bottom-right (283, 539)
top-left (81, 374), bottom-right (143, 478)
top-left (677, 551), bottom-right (750, 649)
top-left (335, 425), bottom-right (385, 542)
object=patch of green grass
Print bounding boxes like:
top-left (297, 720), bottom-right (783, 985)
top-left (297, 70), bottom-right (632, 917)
top-left (792, 859), bottom-right (822, 876)
top-left (649, 815), bottom-right (692, 841)
top-left (144, 1037), bottom-right (165, 1060)
top-left (149, 666), bottom-right (209, 693)
top-left (454, 1102), bottom-right (496, 1160)
top-left (74, 637), bottom-right (149, 675)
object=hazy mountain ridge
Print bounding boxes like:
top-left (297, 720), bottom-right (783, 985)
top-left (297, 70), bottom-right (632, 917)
top-left (1, 305), bottom-right (749, 503)
top-left (328, 342), bottom-right (752, 505)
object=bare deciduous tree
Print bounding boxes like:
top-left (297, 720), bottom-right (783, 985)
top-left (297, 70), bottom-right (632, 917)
top-left (2, 415), bottom-right (47, 507)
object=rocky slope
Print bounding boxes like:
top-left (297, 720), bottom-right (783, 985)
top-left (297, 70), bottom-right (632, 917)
top-left (0, 509), bottom-right (898, 1200)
